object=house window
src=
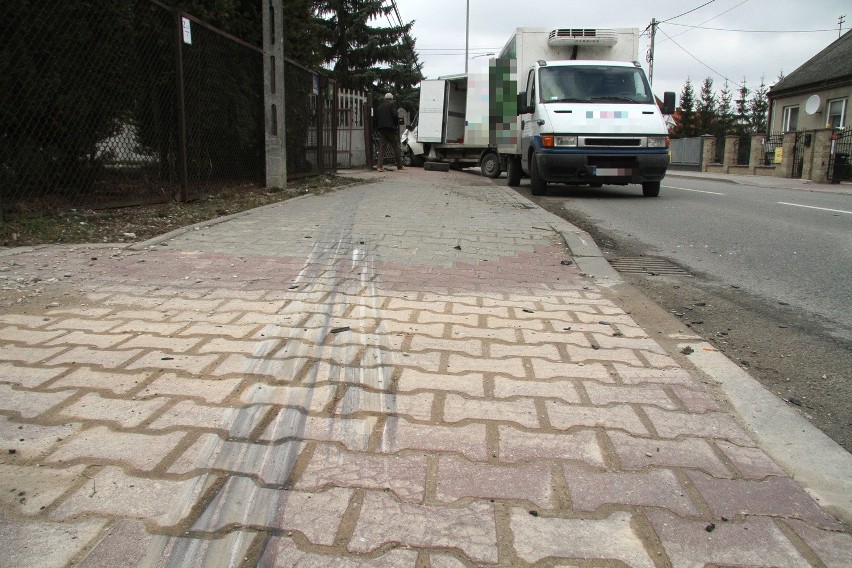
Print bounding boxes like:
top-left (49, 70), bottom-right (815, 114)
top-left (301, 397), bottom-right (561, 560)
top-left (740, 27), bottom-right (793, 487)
top-left (782, 105), bottom-right (799, 131)
top-left (827, 98), bottom-right (847, 128)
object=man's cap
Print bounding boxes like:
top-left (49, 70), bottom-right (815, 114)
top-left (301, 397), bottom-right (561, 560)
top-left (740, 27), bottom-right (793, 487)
top-left (384, 93), bottom-right (394, 100)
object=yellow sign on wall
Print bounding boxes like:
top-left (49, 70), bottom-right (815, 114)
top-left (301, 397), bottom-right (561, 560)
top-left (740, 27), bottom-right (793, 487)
top-left (774, 147), bottom-right (783, 164)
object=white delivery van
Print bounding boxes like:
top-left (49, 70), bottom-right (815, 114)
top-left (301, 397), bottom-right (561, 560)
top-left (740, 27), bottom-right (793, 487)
top-left (409, 27), bottom-right (675, 197)
top-left (510, 28), bottom-right (675, 196)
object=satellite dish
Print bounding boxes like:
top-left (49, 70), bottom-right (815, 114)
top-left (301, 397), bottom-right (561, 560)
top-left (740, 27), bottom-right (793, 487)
top-left (804, 94), bottom-right (821, 115)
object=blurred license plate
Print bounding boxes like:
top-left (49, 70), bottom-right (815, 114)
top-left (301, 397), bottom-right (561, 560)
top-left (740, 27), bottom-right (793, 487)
top-left (592, 167), bottom-right (631, 176)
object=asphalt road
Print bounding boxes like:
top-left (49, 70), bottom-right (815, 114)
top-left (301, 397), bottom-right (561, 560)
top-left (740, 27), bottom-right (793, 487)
top-left (510, 173), bottom-right (852, 451)
top-left (549, 176), bottom-right (851, 340)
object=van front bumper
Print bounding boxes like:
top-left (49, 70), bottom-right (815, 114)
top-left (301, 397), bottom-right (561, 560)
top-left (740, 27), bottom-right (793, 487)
top-left (535, 150), bottom-right (669, 184)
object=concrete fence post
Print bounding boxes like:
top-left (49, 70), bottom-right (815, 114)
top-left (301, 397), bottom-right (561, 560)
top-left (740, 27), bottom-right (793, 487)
top-left (700, 135), bottom-right (716, 172)
top-left (723, 135), bottom-right (739, 172)
top-left (263, 0), bottom-right (287, 189)
top-left (749, 134), bottom-right (765, 169)
top-left (809, 128), bottom-right (838, 183)
top-left (780, 132), bottom-right (797, 178)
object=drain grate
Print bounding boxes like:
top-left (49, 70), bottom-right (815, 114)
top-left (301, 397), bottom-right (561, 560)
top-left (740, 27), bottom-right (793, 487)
top-left (608, 256), bottom-right (692, 276)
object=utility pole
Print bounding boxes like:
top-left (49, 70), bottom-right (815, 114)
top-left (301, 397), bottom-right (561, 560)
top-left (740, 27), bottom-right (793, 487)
top-left (465, 0), bottom-right (470, 73)
top-left (839, 15), bottom-right (846, 39)
top-left (648, 18), bottom-right (657, 87)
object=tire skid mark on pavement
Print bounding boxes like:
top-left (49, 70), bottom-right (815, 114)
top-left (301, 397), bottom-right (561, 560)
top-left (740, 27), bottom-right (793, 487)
top-left (144, 224), bottom-right (398, 566)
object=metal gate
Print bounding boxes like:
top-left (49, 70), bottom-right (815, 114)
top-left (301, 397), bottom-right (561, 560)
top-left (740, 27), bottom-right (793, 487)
top-left (792, 131), bottom-right (806, 178)
top-left (828, 128), bottom-right (852, 183)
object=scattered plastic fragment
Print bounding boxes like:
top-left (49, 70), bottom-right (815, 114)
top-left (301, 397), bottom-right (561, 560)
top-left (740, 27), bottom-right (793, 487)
top-left (330, 327), bottom-right (350, 334)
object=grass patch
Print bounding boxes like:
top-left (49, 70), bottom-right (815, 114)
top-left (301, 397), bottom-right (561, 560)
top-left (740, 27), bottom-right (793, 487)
top-left (1, 175), bottom-right (363, 247)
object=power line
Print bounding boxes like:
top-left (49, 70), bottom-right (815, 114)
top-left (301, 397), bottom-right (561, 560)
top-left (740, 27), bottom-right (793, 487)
top-left (665, 22), bottom-right (840, 33)
top-left (657, 26), bottom-right (743, 88)
top-left (659, 0), bottom-right (717, 24)
top-left (655, 0), bottom-right (750, 45)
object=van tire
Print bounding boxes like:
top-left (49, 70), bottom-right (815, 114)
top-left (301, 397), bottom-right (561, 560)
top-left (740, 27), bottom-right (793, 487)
top-left (480, 152), bottom-right (501, 178)
top-left (642, 181), bottom-right (661, 197)
top-left (507, 156), bottom-right (522, 187)
top-left (530, 154), bottom-right (548, 196)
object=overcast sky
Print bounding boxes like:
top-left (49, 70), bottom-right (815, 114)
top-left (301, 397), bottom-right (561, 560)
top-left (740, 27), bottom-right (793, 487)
top-left (393, 0), bottom-right (848, 100)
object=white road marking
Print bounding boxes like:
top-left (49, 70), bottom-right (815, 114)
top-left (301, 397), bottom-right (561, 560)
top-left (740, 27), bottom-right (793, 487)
top-left (777, 202), bottom-right (852, 215)
top-left (663, 185), bottom-right (726, 195)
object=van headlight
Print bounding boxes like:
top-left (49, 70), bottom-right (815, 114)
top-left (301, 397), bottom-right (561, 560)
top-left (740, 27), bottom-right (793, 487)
top-left (647, 136), bottom-right (669, 148)
top-left (543, 135), bottom-right (578, 148)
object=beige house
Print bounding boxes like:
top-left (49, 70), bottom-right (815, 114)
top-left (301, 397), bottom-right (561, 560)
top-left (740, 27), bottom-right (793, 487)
top-left (768, 30), bottom-right (851, 132)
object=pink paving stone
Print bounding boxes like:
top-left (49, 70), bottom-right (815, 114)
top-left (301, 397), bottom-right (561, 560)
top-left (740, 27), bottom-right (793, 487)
top-left (192, 476), bottom-right (352, 544)
top-left (784, 518), bottom-right (852, 568)
top-left (0, 326), bottom-right (65, 345)
top-left (262, 536), bottom-right (420, 567)
top-left (45, 425), bottom-right (185, 471)
top-left (56, 392), bottom-right (169, 428)
top-left (643, 406), bottom-right (754, 445)
top-left (349, 490), bottom-right (498, 564)
top-left (612, 364), bottom-right (694, 386)
top-left (583, 381), bottom-right (678, 410)
top-left (492, 376), bottom-right (582, 404)
top-left (435, 455), bottom-right (552, 508)
top-left (240, 383), bottom-right (335, 412)
top-left (443, 394), bottom-right (540, 428)
top-left (295, 443), bottom-right (428, 502)
top-left (0, 383), bottom-right (73, 419)
top-left (498, 425), bottom-right (604, 467)
top-left (647, 509), bottom-right (809, 568)
top-left (544, 400), bottom-right (648, 435)
top-left (445, 353), bottom-right (526, 376)
top-left (685, 471), bottom-right (841, 529)
top-left (608, 431), bottom-right (732, 477)
top-left (668, 385), bottom-right (723, 413)
top-left (381, 416), bottom-right (488, 461)
top-left (509, 509), bottom-right (655, 567)
top-left (47, 346), bottom-right (143, 368)
top-left (715, 440), bottom-right (787, 479)
top-left (141, 373), bottom-right (243, 404)
top-left (561, 463), bottom-right (699, 516)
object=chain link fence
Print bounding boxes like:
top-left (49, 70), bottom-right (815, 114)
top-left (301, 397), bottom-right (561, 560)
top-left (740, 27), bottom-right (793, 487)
top-left (2, 0), bottom-right (338, 221)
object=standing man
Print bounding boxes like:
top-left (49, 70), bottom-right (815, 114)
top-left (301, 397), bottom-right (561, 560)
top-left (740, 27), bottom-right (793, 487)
top-left (376, 93), bottom-right (404, 172)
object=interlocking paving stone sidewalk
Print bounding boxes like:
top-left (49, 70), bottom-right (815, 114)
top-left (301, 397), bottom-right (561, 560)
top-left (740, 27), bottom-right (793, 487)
top-left (0, 168), bottom-right (850, 566)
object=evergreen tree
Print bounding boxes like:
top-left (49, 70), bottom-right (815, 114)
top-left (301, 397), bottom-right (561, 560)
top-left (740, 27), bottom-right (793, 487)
top-left (671, 77), bottom-right (697, 138)
top-left (749, 77), bottom-right (769, 133)
top-left (696, 77), bottom-right (717, 135)
top-left (735, 79), bottom-right (750, 134)
top-left (316, 0), bottom-right (424, 106)
top-left (716, 80), bottom-right (734, 137)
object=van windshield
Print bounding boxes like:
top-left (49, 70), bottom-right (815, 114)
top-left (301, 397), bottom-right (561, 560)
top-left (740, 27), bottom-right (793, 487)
top-left (539, 65), bottom-right (654, 104)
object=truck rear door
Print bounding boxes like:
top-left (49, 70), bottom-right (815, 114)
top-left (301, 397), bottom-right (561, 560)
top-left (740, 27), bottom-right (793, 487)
top-left (416, 80), bottom-right (448, 143)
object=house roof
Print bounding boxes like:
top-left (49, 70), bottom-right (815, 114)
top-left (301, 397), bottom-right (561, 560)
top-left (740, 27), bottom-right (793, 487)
top-left (769, 30), bottom-right (852, 96)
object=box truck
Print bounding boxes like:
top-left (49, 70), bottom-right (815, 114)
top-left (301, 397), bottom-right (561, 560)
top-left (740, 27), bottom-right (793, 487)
top-left (405, 27), bottom-right (675, 197)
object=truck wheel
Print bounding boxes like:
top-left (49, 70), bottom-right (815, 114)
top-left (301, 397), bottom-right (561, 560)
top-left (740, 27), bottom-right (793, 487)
top-left (530, 154), bottom-right (548, 196)
top-left (642, 181), bottom-right (661, 197)
top-left (507, 156), bottom-right (522, 187)
top-left (480, 152), bottom-right (501, 178)
top-left (403, 147), bottom-right (425, 168)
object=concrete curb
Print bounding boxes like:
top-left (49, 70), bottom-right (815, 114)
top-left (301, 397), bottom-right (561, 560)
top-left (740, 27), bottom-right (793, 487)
top-left (681, 341), bottom-right (852, 526)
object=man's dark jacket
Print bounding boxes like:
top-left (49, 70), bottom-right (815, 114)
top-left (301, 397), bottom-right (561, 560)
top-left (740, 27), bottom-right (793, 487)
top-left (376, 100), bottom-right (399, 131)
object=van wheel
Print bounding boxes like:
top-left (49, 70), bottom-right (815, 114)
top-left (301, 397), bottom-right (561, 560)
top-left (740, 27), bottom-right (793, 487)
top-left (480, 152), bottom-right (501, 178)
top-left (507, 156), bottom-right (522, 187)
top-left (642, 181), bottom-right (661, 197)
top-left (530, 154), bottom-right (548, 196)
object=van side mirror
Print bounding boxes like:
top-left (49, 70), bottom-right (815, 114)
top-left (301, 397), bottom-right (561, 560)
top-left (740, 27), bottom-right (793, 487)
top-left (517, 92), bottom-right (533, 115)
top-left (663, 92), bottom-right (676, 115)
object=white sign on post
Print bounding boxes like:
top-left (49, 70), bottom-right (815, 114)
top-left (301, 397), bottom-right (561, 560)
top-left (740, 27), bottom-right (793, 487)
top-left (182, 17), bottom-right (192, 45)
